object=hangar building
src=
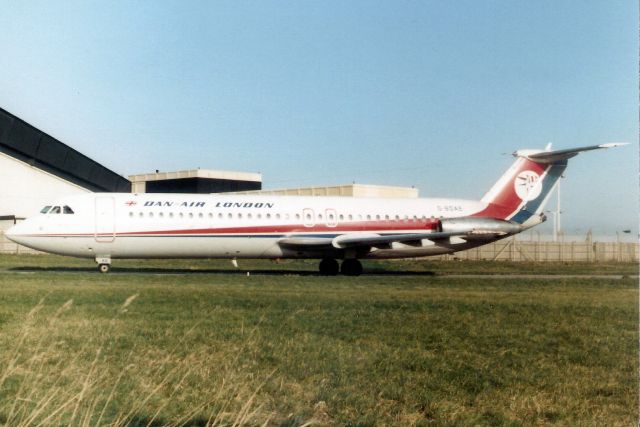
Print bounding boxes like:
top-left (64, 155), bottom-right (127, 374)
top-left (129, 169), bottom-right (262, 194)
top-left (0, 108), bottom-right (130, 220)
top-left (235, 183), bottom-right (418, 198)
top-left (0, 107), bottom-right (131, 252)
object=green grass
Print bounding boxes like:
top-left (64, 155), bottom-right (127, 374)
top-left (0, 255), bottom-right (637, 426)
top-left (0, 253), bottom-right (637, 276)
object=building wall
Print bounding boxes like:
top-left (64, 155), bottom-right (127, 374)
top-left (236, 184), bottom-right (419, 198)
top-left (129, 169), bottom-right (262, 194)
top-left (145, 177), bottom-right (261, 194)
top-left (0, 151), bottom-right (90, 218)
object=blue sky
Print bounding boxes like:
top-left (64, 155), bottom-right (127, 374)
top-left (0, 1), bottom-right (636, 235)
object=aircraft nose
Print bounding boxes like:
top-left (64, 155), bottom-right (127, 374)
top-left (5, 223), bottom-right (26, 245)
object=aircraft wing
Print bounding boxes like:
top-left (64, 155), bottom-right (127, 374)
top-left (331, 231), bottom-right (466, 248)
top-left (278, 237), bottom-right (335, 249)
top-left (278, 231), bottom-right (471, 251)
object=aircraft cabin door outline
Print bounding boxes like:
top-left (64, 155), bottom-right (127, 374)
top-left (95, 196), bottom-right (116, 243)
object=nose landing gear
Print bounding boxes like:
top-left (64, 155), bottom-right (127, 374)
top-left (95, 256), bottom-right (112, 274)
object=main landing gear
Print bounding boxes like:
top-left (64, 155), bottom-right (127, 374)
top-left (341, 259), bottom-right (363, 276)
top-left (318, 258), bottom-right (363, 276)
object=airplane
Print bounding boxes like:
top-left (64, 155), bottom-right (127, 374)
top-left (5, 143), bottom-right (626, 275)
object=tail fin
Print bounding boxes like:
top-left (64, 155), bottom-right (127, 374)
top-left (477, 143), bottom-right (627, 227)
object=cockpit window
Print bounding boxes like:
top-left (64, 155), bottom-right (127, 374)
top-left (49, 206), bottom-right (61, 214)
top-left (63, 206), bottom-right (74, 214)
top-left (40, 206), bottom-right (52, 214)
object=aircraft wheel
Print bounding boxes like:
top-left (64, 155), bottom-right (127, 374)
top-left (98, 263), bottom-right (111, 274)
top-left (341, 259), bottom-right (363, 276)
top-left (319, 258), bottom-right (339, 276)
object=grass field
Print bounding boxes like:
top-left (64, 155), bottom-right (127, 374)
top-left (0, 255), bottom-right (637, 426)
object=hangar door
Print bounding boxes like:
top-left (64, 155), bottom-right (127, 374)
top-left (95, 196), bottom-right (115, 243)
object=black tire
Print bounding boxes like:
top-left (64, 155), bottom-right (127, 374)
top-left (98, 264), bottom-right (111, 274)
top-left (341, 259), bottom-right (363, 276)
top-left (319, 258), bottom-right (339, 276)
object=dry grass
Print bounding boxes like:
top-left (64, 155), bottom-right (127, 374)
top-left (0, 295), bottom-right (282, 426)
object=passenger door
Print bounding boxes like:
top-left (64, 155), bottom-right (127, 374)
top-left (94, 196), bottom-right (116, 243)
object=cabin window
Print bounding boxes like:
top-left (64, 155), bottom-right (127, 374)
top-left (198, 213), bottom-right (203, 219)
top-left (385, 215), bottom-right (390, 221)
top-left (247, 213), bottom-right (252, 219)
top-left (189, 213), bottom-right (194, 218)
top-left (276, 213), bottom-right (281, 220)
top-left (348, 214), bottom-right (353, 221)
top-left (208, 213), bottom-right (213, 219)
top-left (129, 212), bottom-right (134, 217)
top-left (49, 206), bottom-right (61, 214)
top-left (169, 212), bottom-right (174, 218)
top-left (139, 212), bottom-right (143, 218)
top-left (149, 212), bottom-right (154, 218)
top-left (159, 212), bottom-right (164, 218)
top-left (366, 215), bottom-right (371, 221)
top-left (179, 213), bottom-right (184, 218)
top-left (257, 213), bottom-right (262, 219)
top-left (318, 214), bottom-right (323, 220)
top-left (296, 213), bottom-right (301, 220)
top-left (228, 213), bottom-right (233, 219)
top-left (40, 206), bottom-right (52, 214)
top-left (339, 214), bottom-right (344, 221)
top-left (218, 213), bottom-right (223, 219)
top-left (266, 213), bottom-right (271, 219)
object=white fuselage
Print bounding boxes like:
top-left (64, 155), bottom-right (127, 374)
top-left (7, 193), bottom-right (492, 260)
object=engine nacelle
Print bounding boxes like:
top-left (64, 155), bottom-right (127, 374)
top-left (440, 217), bottom-right (523, 235)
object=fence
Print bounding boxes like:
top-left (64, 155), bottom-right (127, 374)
top-left (0, 230), bottom-right (637, 263)
top-left (436, 236), bottom-right (638, 263)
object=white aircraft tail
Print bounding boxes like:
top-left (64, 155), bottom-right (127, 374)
top-left (478, 143), bottom-right (627, 228)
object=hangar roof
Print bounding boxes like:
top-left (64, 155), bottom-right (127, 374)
top-left (0, 107), bottom-right (131, 192)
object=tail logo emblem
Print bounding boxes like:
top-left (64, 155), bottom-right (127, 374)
top-left (514, 171), bottom-right (542, 201)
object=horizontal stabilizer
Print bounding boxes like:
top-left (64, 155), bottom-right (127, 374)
top-left (514, 142), bottom-right (628, 164)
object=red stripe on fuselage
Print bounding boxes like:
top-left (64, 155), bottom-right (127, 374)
top-left (117, 219), bottom-right (441, 236)
top-left (18, 219), bottom-right (442, 238)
